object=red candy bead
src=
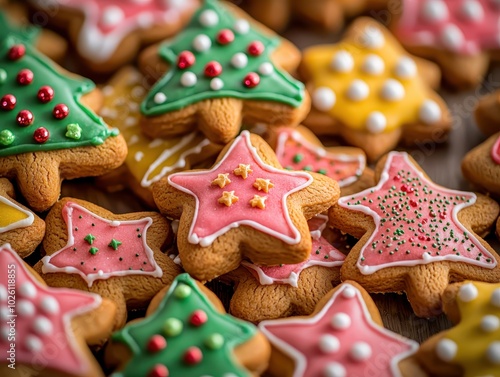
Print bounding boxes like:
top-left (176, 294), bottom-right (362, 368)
top-left (37, 86), bottom-right (54, 103)
top-left (409, 200), bottom-right (418, 208)
top-left (189, 310), bottom-right (207, 326)
top-left (16, 110), bottom-right (34, 126)
top-left (216, 29), bottom-right (234, 44)
top-left (7, 44), bottom-right (25, 60)
top-left (53, 104), bottom-right (69, 119)
top-left (17, 69), bottom-right (34, 85)
top-left (177, 51), bottom-right (195, 69)
top-left (147, 335), bottom-right (167, 353)
top-left (243, 72), bottom-right (260, 88)
top-left (204, 61), bottom-right (222, 77)
top-left (147, 364), bottom-right (169, 377)
top-left (247, 41), bottom-right (264, 56)
top-left (33, 127), bottom-right (49, 143)
top-left (183, 347), bottom-right (202, 365)
top-left (1, 94), bottom-right (16, 111)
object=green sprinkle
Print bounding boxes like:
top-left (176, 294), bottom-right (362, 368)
top-left (204, 333), bottom-right (224, 350)
top-left (89, 247), bottom-right (98, 255)
top-left (0, 130), bottom-right (14, 146)
top-left (174, 284), bottom-right (192, 299)
top-left (65, 123), bottom-right (82, 140)
top-left (293, 154), bottom-right (303, 163)
top-left (84, 234), bottom-right (96, 244)
top-left (108, 239), bottom-right (122, 250)
top-left (0, 68), bottom-right (6, 83)
top-left (163, 318), bottom-right (183, 337)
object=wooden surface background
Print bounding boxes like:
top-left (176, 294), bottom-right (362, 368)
top-left (55, 20), bottom-right (500, 345)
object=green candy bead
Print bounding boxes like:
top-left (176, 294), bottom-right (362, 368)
top-left (174, 284), bottom-right (192, 299)
top-left (0, 130), bottom-right (14, 146)
top-left (89, 247), bottom-right (98, 255)
top-left (204, 333), bottom-right (224, 350)
top-left (163, 318), bottom-right (183, 337)
top-left (0, 69), bottom-right (7, 84)
top-left (66, 123), bottom-right (82, 140)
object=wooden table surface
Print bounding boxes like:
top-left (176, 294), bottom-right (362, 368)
top-left (55, 21), bottom-right (500, 345)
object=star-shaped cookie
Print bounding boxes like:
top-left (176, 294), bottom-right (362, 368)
top-left (34, 198), bottom-right (181, 329)
top-left (0, 243), bottom-right (116, 377)
top-left (259, 281), bottom-right (422, 377)
top-left (330, 151), bottom-right (500, 317)
top-left (300, 17), bottom-right (451, 161)
top-left (153, 131), bottom-right (339, 281)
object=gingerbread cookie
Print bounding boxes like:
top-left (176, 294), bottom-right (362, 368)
top-left (0, 178), bottom-right (44, 258)
top-left (330, 151), bottom-right (500, 317)
top-left (417, 281), bottom-right (500, 376)
top-left (153, 131), bottom-right (340, 281)
top-left (0, 37), bottom-right (127, 212)
top-left (0, 243), bottom-right (116, 377)
top-left (475, 89), bottom-right (500, 136)
top-left (227, 214), bottom-right (345, 323)
top-left (107, 273), bottom-right (271, 377)
top-left (392, 0), bottom-right (500, 88)
top-left (139, 0), bottom-right (310, 145)
top-left (34, 198), bottom-right (181, 329)
top-left (462, 132), bottom-right (500, 196)
top-left (259, 281), bottom-right (423, 377)
top-left (96, 66), bottom-right (222, 208)
top-left (300, 17), bottom-right (451, 161)
top-left (265, 125), bottom-right (375, 195)
top-left (28, 0), bottom-right (199, 73)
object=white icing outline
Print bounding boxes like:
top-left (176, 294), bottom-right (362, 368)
top-left (41, 202), bottom-right (163, 287)
top-left (259, 283), bottom-right (419, 377)
top-left (0, 196), bottom-right (34, 233)
top-left (338, 151), bottom-right (498, 274)
top-left (168, 131), bottom-right (313, 246)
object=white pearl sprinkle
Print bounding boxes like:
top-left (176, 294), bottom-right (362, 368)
top-left (436, 338), bottom-right (457, 361)
top-left (210, 78), bottom-right (224, 91)
top-left (440, 24), bottom-right (464, 52)
top-left (481, 315), bottom-right (500, 332)
top-left (350, 341), bottom-right (372, 361)
top-left (487, 341), bottom-right (500, 364)
top-left (180, 72), bottom-right (197, 87)
top-left (380, 79), bottom-right (405, 101)
top-left (192, 34), bottom-right (211, 52)
top-left (231, 52), bottom-right (248, 69)
top-left (330, 51), bottom-right (354, 73)
top-left (419, 99), bottom-right (442, 124)
top-left (342, 286), bottom-right (356, 299)
top-left (319, 334), bottom-right (340, 354)
top-left (199, 9), bottom-right (219, 27)
top-left (233, 19), bottom-right (250, 34)
top-left (421, 0), bottom-right (449, 23)
top-left (19, 282), bottom-right (36, 299)
top-left (1, 326), bottom-right (9, 341)
top-left (16, 300), bottom-right (35, 317)
top-left (366, 111), bottom-right (387, 133)
top-left (458, 283), bottom-right (479, 302)
top-left (394, 57), bottom-right (417, 79)
top-left (461, 0), bottom-right (484, 22)
top-left (331, 312), bottom-right (351, 330)
top-left (361, 54), bottom-right (384, 75)
top-left (0, 285), bottom-right (6, 301)
top-left (33, 316), bottom-right (53, 336)
top-left (258, 62), bottom-right (274, 76)
top-left (360, 26), bottom-right (385, 49)
top-left (101, 6), bottom-right (125, 27)
top-left (0, 307), bottom-right (8, 320)
top-left (40, 296), bottom-right (59, 314)
top-left (25, 335), bottom-right (43, 352)
top-left (324, 362), bottom-right (346, 377)
top-left (312, 87), bottom-right (336, 111)
top-left (135, 151), bottom-right (144, 162)
top-left (154, 92), bottom-right (167, 104)
top-left (346, 79), bottom-right (369, 101)
top-left (491, 288), bottom-right (500, 307)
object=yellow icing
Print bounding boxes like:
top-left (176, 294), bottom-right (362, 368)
top-left (0, 197), bottom-right (31, 231)
top-left (302, 22), bottom-right (434, 133)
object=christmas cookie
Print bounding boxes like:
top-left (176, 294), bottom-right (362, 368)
top-left (33, 198), bottom-right (181, 330)
top-left (96, 66), bottom-right (222, 208)
top-left (259, 281), bottom-right (424, 377)
top-left (0, 243), bottom-right (116, 377)
top-left (417, 281), bottom-right (500, 376)
top-left (227, 214), bottom-right (345, 323)
top-left (462, 132), bottom-right (500, 196)
top-left (138, 0), bottom-right (310, 145)
top-left (106, 273), bottom-right (271, 377)
top-left (28, 0), bottom-right (199, 73)
top-left (330, 151), bottom-right (500, 317)
top-left (300, 17), bottom-right (451, 161)
top-left (0, 37), bottom-right (127, 212)
top-left (153, 131), bottom-right (340, 281)
top-left (265, 125), bottom-right (375, 195)
top-left (392, 0), bottom-right (500, 88)
top-left (475, 89), bottom-right (500, 136)
top-left (0, 178), bottom-right (44, 258)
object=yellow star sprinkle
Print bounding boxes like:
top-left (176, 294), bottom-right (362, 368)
top-left (249, 195), bottom-right (267, 209)
top-left (233, 164), bottom-right (253, 179)
top-left (253, 178), bottom-right (274, 193)
top-left (218, 191), bottom-right (239, 207)
top-left (211, 173), bottom-right (231, 188)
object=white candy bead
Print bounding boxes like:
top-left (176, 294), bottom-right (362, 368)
top-left (258, 62), bottom-right (274, 76)
top-left (192, 34), bottom-right (211, 52)
top-left (312, 87), bottom-right (336, 111)
top-left (199, 9), bottom-right (219, 27)
top-left (421, 0), bottom-right (449, 22)
top-left (458, 283), bottom-right (479, 302)
top-left (19, 282), bottom-right (36, 298)
top-left (380, 79), bottom-right (405, 101)
top-left (231, 52), bottom-right (248, 69)
top-left (234, 19), bottom-right (250, 34)
top-left (342, 286), bottom-right (356, 299)
top-left (330, 51), bottom-right (354, 73)
top-left (319, 334), bottom-right (340, 353)
top-left (331, 312), bottom-right (351, 330)
top-left (25, 335), bottom-right (43, 352)
top-left (461, 0), bottom-right (484, 22)
top-left (101, 6), bottom-right (124, 27)
top-left (210, 78), bottom-right (224, 91)
top-left (419, 100), bottom-right (442, 124)
top-left (360, 26), bottom-right (385, 49)
top-left (1, 326), bottom-right (9, 341)
top-left (16, 300), bottom-right (35, 316)
top-left (154, 92), bottom-right (167, 104)
top-left (180, 72), bottom-right (197, 87)
top-left (394, 57), bottom-right (417, 79)
top-left (440, 24), bottom-right (464, 52)
top-left (323, 362), bottom-right (346, 377)
top-left (481, 315), bottom-right (500, 332)
top-left (436, 338), bottom-right (457, 361)
top-left (366, 112), bottom-right (387, 133)
top-left (362, 54), bottom-right (384, 75)
top-left (0, 285), bottom-right (6, 301)
top-left (350, 342), bottom-right (372, 361)
top-left (491, 288), bottom-right (500, 307)
top-left (33, 316), bottom-right (53, 336)
top-left (487, 341), bottom-right (500, 364)
top-left (346, 80), bottom-right (369, 101)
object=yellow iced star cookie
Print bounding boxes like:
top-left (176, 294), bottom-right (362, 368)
top-left (218, 191), bottom-right (239, 207)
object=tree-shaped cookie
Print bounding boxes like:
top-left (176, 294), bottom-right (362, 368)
top-left (34, 198), bottom-right (181, 330)
top-left (300, 17), bottom-right (450, 161)
top-left (259, 281), bottom-right (423, 377)
top-left (107, 273), bottom-right (271, 377)
top-left (0, 178), bottom-right (44, 258)
top-left (153, 131), bottom-right (339, 281)
top-left (0, 37), bottom-right (127, 211)
top-left (392, 0), bottom-right (500, 88)
top-left (28, 0), bottom-right (199, 72)
top-left (0, 244), bottom-right (116, 377)
top-left (418, 281), bottom-right (500, 376)
top-left (139, 0), bottom-right (309, 145)
top-left (96, 66), bottom-right (222, 208)
top-left (330, 151), bottom-right (500, 317)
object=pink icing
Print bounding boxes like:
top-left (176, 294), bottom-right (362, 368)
top-left (275, 128), bottom-right (365, 188)
top-left (491, 134), bottom-right (500, 164)
top-left (0, 244), bottom-right (101, 375)
top-left (41, 202), bottom-right (162, 287)
top-left (168, 131), bottom-right (313, 246)
top-left (242, 215), bottom-right (345, 287)
top-left (395, 0), bottom-right (500, 55)
top-left (338, 151), bottom-right (497, 274)
top-left (259, 283), bottom-right (418, 377)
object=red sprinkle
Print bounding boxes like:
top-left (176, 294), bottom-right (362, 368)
top-left (421, 218), bottom-right (428, 224)
top-left (216, 29), bottom-right (234, 45)
top-left (183, 347), bottom-right (202, 365)
top-left (204, 61), bottom-right (222, 77)
top-left (409, 200), bottom-right (417, 207)
top-left (16, 110), bottom-right (34, 126)
top-left (53, 103), bottom-right (69, 119)
top-left (147, 364), bottom-right (169, 377)
top-left (17, 69), bottom-right (34, 85)
top-left (7, 44), bottom-right (25, 60)
top-left (189, 310), bottom-right (208, 327)
top-left (33, 127), bottom-right (49, 143)
top-left (247, 41), bottom-right (264, 56)
top-left (177, 51), bottom-right (195, 69)
top-left (37, 86), bottom-right (54, 103)
top-left (147, 335), bottom-right (167, 353)
top-left (1, 94), bottom-right (16, 111)
top-left (400, 184), bottom-right (408, 192)
top-left (243, 72), bottom-right (260, 88)
top-left (393, 175), bottom-right (401, 181)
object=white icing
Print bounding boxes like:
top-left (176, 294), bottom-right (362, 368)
top-left (346, 80), bottom-right (369, 101)
top-left (0, 196), bottom-right (35, 233)
top-left (154, 92), bottom-right (167, 104)
top-left (350, 341), bottom-right (372, 361)
top-left (366, 111), bottom-right (387, 133)
top-left (25, 335), bottom-right (43, 352)
top-left (361, 54), bottom-right (384, 75)
top-left (101, 6), bottom-right (124, 27)
top-left (440, 24), bottom-right (464, 51)
top-left (331, 312), bottom-right (351, 330)
top-left (312, 87), bottom-right (336, 111)
top-left (319, 334), bottom-right (340, 353)
top-left (233, 19), bottom-right (250, 34)
top-left (135, 151), bottom-right (144, 162)
top-left (491, 288), bottom-right (500, 307)
top-left (486, 341), bottom-right (500, 364)
top-left (17, 300), bottom-right (35, 316)
top-left (419, 99), bottom-right (442, 124)
top-left (0, 284), bottom-right (6, 301)
top-left (360, 26), bottom-right (385, 49)
top-left (180, 71), bottom-right (197, 87)
top-left (40, 296), bottom-right (59, 314)
top-left (210, 77), bottom-right (224, 90)
top-left (459, 283), bottom-right (479, 302)
top-left (421, 0), bottom-right (449, 22)
top-left (380, 79), bottom-right (405, 101)
top-left (461, 0), bottom-right (484, 22)
top-left (33, 316), bottom-right (53, 335)
top-left (231, 52), bottom-right (248, 68)
top-left (436, 338), bottom-right (457, 361)
top-left (110, 220), bottom-right (121, 227)
top-left (330, 51), bottom-right (354, 73)
top-left (19, 282), bottom-right (36, 298)
top-left (394, 57), bottom-right (417, 79)
top-left (258, 62), bottom-right (274, 76)
top-left (198, 9), bottom-right (219, 27)
top-left (192, 34), bottom-right (211, 52)
top-left (481, 315), bottom-right (500, 332)
top-left (323, 362), bottom-right (346, 377)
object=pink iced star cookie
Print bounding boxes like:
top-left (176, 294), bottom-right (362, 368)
top-left (259, 281), bottom-right (423, 377)
top-left (153, 131), bottom-right (340, 281)
top-left (330, 151), bottom-right (500, 317)
top-left (0, 243), bottom-right (116, 377)
top-left (34, 198), bottom-right (181, 330)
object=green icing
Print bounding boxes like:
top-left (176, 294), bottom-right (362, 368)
top-left (0, 10), bottom-right (40, 45)
top-left (141, 0), bottom-right (304, 116)
top-left (0, 37), bottom-right (117, 157)
top-left (112, 273), bottom-right (256, 377)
